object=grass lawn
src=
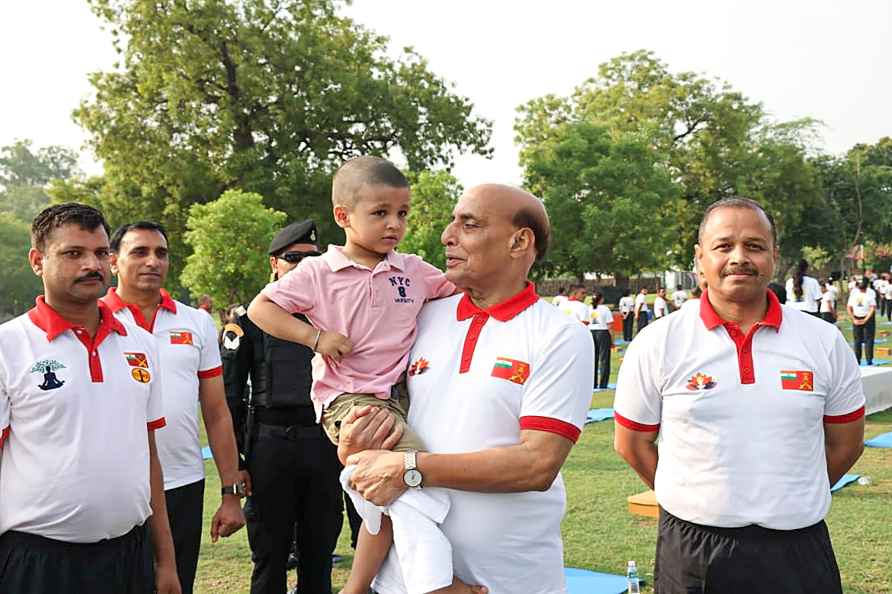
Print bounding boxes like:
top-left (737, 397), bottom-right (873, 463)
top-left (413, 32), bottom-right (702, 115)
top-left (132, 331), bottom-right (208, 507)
top-left (194, 315), bottom-right (892, 593)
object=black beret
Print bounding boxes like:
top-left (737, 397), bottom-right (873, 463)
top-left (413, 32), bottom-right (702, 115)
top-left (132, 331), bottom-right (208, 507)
top-left (268, 220), bottom-right (318, 255)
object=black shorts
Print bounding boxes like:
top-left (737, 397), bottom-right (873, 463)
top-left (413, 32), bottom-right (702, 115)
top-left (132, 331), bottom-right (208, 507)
top-left (655, 509), bottom-right (842, 594)
top-left (0, 524), bottom-right (153, 594)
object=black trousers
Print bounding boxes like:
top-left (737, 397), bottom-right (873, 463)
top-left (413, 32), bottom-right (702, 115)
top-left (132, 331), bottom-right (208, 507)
top-left (247, 422), bottom-right (343, 594)
top-left (165, 479), bottom-right (205, 594)
top-left (637, 311), bottom-right (649, 334)
top-left (886, 299), bottom-right (892, 321)
top-left (0, 524), bottom-right (153, 594)
top-left (591, 329), bottom-right (612, 389)
top-left (655, 510), bottom-right (842, 594)
top-left (853, 316), bottom-right (876, 364)
top-left (622, 314), bottom-right (634, 342)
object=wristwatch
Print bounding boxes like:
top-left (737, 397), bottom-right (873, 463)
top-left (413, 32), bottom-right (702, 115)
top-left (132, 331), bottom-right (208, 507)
top-left (221, 482), bottom-right (245, 497)
top-left (403, 451), bottom-right (423, 488)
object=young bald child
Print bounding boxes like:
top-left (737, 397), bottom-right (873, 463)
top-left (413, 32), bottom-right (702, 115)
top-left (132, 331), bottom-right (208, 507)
top-left (249, 156), bottom-right (484, 594)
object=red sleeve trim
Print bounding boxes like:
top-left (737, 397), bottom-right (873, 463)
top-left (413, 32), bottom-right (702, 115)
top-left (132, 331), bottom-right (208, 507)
top-left (197, 365), bottom-right (223, 379)
top-left (0, 426), bottom-right (9, 449)
top-left (823, 406), bottom-right (865, 424)
top-left (614, 412), bottom-right (661, 432)
top-left (147, 417), bottom-right (167, 431)
top-left (519, 416), bottom-right (581, 443)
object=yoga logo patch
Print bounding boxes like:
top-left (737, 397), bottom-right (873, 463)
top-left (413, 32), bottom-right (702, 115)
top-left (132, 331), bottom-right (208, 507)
top-left (780, 370), bottom-right (813, 391)
top-left (31, 359), bottom-right (66, 391)
top-left (686, 372), bottom-right (716, 391)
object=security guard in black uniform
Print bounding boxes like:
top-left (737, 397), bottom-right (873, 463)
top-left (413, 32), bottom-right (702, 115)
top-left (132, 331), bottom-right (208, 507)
top-left (223, 220), bottom-right (343, 594)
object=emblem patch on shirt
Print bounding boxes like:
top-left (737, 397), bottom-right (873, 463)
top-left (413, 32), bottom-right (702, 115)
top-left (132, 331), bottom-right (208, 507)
top-left (491, 357), bottom-right (530, 385)
top-left (131, 368), bottom-right (152, 383)
top-left (686, 372), bottom-right (716, 391)
top-left (124, 352), bottom-right (149, 369)
top-left (408, 357), bottom-right (429, 376)
top-left (170, 331), bottom-right (193, 345)
top-left (781, 370), bottom-right (813, 391)
top-left (30, 359), bottom-right (66, 391)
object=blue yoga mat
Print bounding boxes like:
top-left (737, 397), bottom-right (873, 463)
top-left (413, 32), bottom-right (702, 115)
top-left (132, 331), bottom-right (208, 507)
top-left (831, 474), bottom-right (859, 493)
top-left (865, 431), bottom-right (892, 448)
top-left (860, 360), bottom-right (890, 367)
top-left (593, 383), bottom-right (617, 392)
top-left (565, 567), bottom-right (628, 594)
top-left (201, 446), bottom-right (212, 460)
top-left (585, 408), bottom-right (614, 424)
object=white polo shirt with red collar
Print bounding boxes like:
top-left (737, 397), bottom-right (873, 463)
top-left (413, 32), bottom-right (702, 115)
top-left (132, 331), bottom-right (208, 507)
top-left (558, 296), bottom-right (591, 327)
top-left (373, 283), bottom-right (594, 594)
top-left (102, 288), bottom-right (222, 490)
top-left (0, 297), bottom-right (165, 543)
top-left (614, 289), bottom-right (865, 530)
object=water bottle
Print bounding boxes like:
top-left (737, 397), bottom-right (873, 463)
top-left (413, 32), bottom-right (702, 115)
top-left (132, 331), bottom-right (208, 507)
top-left (627, 560), bottom-right (641, 594)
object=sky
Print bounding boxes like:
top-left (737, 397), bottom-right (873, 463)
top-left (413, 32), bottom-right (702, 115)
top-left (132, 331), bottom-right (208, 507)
top-left (1, 0), bottom-right (890, 188)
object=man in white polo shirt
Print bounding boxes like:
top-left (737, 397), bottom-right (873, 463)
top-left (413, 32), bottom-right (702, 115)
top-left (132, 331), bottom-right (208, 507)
top-left (558, 283), bottom-right (591, 326)
top-left (614, 197), bottom-right (865, 594)
top-left (339, 184), bottom-right (593, 594)
top-left (102, 221), bottom-right (245, 594)
top-left (0, 203), bottom-right (180, 594)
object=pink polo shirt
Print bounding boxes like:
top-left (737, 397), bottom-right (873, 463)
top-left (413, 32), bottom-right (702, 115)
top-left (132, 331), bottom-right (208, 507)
top-left (261, 246), bottom-right (454, 415)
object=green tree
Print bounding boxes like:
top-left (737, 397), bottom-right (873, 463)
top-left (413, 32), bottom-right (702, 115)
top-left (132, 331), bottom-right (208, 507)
top-left (75, 0), bottom-right (491, 281)
top-left (181, 190), bottom-right (286, 306)
top-left (400, 170), bottom-right (462, 270)
top-left (0, 140), bottom-right (80, 221)
top-left (515, 51), bottom-right (833, 275)
top-left (521, 121), bottom-right (679, 279)
top-left (0, 213), bottom-right (43, 316)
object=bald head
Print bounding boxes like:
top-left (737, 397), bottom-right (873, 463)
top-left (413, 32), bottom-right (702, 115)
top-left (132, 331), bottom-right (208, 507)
top-left (332, 156), bottom-right (408, 208)
top-left (466, 184), bottom-right (550, 262)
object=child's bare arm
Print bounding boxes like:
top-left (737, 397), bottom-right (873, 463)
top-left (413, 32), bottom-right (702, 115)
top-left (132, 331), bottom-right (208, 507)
top-left (248, 294), bottom-right (352, 359)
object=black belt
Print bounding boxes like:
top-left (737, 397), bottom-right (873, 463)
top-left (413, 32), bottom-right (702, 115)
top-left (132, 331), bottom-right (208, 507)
top-left (256, 422), bottom-right (324, 441)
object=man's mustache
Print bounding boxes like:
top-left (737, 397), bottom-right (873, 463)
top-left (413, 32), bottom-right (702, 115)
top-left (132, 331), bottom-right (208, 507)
top-left (721, 266), bottom-right (759, 277)
top-left (75, 272), bottom-right (104, 283)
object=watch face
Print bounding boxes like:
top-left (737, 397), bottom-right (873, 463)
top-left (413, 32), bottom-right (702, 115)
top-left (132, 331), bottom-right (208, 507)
top-left (404, 469), bottom-right (423, 488)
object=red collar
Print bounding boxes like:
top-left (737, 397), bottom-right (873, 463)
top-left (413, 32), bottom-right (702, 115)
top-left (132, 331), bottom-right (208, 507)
top-left (567, 296), bottom-right (581, 302)
top-left (457, 282), bottom-right (539, 322)
top-left (28, 296), bottom-right (127, 341)
top-left (103, 287), bottom-right (177, 315)
top-left (699, 288), bottom-right (783, 331)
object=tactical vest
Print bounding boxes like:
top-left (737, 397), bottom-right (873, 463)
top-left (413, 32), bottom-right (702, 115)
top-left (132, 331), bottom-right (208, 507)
top-left (249, 315), bottom-right (314, 409)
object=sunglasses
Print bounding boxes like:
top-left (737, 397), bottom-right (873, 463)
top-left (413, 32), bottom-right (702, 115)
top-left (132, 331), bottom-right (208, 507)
top-left (278, 251), bottom-right (321, 264)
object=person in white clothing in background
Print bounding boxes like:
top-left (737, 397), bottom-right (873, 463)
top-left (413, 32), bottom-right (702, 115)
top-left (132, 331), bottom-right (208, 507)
top-left (552, 286), bottom-right (568, 308)
top-left (590, 290), bottom-right (614, 389)
top-left (785, 259), bottom-right (822, 315)
top-left (653, 288), bottom-right (669, 319)
top-left (618, 289), bottom-right (635, 342)
top-left (634, 288), bottom-right (650, 334)
top-left (672, 284), bottom-right (688, 309)
top-left (559, 284), bottom-right (591, 327)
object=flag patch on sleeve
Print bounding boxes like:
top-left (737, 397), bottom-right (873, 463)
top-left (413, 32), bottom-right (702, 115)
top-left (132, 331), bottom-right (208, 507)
top-left (491, 357), bottom-right (530, 385)
top-left (781, 370), bottom-right (814, 391)
top-left (170, 331), bottom-right (193, 345)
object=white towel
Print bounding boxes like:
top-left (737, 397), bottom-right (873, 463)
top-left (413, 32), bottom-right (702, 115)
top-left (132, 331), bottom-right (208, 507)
top-left (340, 465), bottom-right (453, 594)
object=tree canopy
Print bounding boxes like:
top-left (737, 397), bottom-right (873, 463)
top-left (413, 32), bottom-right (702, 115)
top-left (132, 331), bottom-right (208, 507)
top-left (72, 0), bottom-right (491, 290)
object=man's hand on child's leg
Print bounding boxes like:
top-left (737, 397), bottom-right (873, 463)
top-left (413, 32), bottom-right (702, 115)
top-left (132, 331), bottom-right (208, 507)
top-left (338, 406), bottom-right (404, 464)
